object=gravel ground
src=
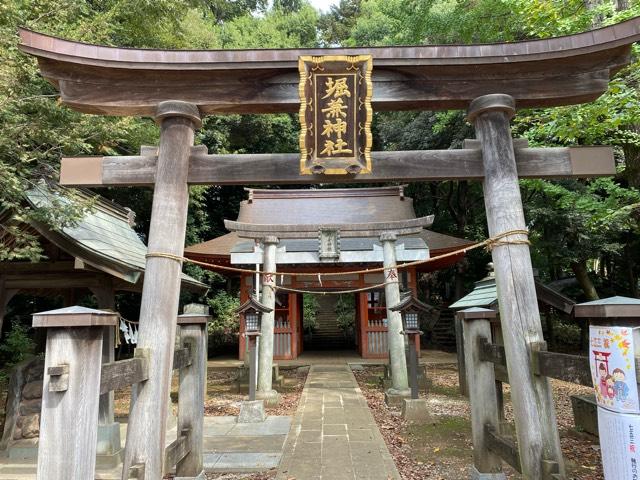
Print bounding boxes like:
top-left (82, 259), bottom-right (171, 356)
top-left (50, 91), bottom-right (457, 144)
top-left (354, 363), bottom-right (603, 480)
top-left (205, 473), bottom-right (276, 480)
top-left (203, 368), bottom-right (307, 417)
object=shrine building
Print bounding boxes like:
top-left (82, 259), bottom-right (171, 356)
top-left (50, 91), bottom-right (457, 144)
top-left (184, 186), bottom-right (474, 360)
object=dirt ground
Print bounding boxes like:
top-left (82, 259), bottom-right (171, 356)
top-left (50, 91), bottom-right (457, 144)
top-left (114, 367), bottom-right (307, 420)
top-left (353, 364), bottom-right (603, 480)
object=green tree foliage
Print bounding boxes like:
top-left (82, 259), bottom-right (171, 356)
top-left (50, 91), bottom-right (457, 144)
top-left (0, 320), bottom-right (36, 367)
top-left (1, 0), bottom-right (317, 263)
top-left (318, 0), bottom-right (361, 46)
top-left (335, 294), bottom-right (356, 336)
top-left (302, 294), bottom-right (319, 333)
top-left (347, 0), bottom-right (524, 47)
top-left (523, 178), bottom-right (640, 299)
top-left (202, 0), bottom-right (268, 24)
top-left (207, 290), bottom-right (241, 350)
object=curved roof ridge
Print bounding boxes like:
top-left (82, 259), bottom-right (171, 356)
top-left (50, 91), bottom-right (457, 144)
top-left (17, 19), bottom-right (640, 113)
top-left (18, 18), bottom-right (640, 61)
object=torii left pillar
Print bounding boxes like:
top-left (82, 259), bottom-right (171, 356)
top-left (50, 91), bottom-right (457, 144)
top-left (122, 101), bottom-right (201, 480)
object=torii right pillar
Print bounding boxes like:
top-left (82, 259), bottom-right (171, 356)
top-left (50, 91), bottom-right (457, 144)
top-left (468, 94), bottom-right (565, 479)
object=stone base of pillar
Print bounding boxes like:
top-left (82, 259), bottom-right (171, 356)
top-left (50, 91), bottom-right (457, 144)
top-left (6, 438), bottom-right (38, 460)
top-left (470, 466), bottom-right (506, 479)
top-left (401, 399), bottom-right (434, 425)
top-left (96, 449), bottom-right (124, 469)
top-left (238, 400), bottom-right (267, 423)
top-left (256, 389), bottom-right (280, 407)
top-left (382, 368), bottom-right (429, 392)
top-left (384, 388), bottom-right (411, 407)
top-left (95, 422), bottom-right (123, 468)
top-left (235, 365), bottom-right (285, 393)
top-left (175, 470), bottom-right (206, 480)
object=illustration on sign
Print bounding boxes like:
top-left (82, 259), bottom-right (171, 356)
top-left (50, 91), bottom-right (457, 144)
top-left (298, 55), bottom-right (373, 175)
top-left (590, 325), bottom-right (639, 413)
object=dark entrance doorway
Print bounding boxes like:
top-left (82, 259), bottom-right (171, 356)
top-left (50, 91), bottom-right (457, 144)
top-left (303, 294), bottom-right (356, 351)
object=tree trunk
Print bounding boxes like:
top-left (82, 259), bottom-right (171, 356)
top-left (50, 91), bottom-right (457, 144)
top-left (571, 260), bottom-right (599, 300)
top-left (454, 261), bottom-right (466, 300)
top-left (616, 0), bottom-right (629, 12)
top-left (625, 245), bottom-right (639, 298)
top-left (623, 125), bottom-right (640, 188)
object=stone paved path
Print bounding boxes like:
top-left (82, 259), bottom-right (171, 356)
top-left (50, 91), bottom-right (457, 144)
top-left (204, 415), bottom-right (290, 472)
top-left (276, 365), bottom-right (400, 480)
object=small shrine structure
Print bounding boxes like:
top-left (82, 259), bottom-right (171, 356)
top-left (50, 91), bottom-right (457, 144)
top-left (0, 186), bottom-right (205, 332)
top-left (185, 186), bottom-right (474, 360)
top-left (0, 186), bottom-right (205, 461)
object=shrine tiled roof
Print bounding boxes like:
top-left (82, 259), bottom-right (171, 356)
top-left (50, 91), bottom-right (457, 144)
top-left (236, 186), bottom-right (416, 226)
top-left (184, 186), bottom-right (474, 270)
top-left (24, 186), bottom-right (205, 291)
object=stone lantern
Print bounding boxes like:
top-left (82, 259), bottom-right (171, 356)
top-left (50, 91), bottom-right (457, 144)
top-left (391, 294), bottom-right (430, 399)
top-left (236, 296), bottom-right (272, 404)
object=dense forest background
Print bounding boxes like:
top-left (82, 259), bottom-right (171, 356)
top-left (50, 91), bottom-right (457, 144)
top-left (1, 0), bottom-right (639, 360)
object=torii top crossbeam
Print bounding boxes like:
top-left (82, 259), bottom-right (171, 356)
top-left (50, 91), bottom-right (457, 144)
top-left (18, 18), bottom-right (640, 116)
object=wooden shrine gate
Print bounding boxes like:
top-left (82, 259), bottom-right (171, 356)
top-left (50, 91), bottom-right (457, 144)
top-left (17, 18), bottom-right (640, 480)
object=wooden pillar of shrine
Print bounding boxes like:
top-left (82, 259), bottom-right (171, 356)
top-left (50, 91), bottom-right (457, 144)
top-left (257, 236), bottom-right (279, 405)
top-left (380, 232), bottom-right (410, 399)
top-left (468, 94), bottom-right (565, 478)
top-left (122, 101), bottom-right (201, 479)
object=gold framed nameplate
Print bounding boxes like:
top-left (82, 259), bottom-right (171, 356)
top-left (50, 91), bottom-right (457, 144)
top-left (298, 55), bottom-right (373, 175)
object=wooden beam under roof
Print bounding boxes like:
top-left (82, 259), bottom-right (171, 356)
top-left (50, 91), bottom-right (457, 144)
top-left (17, 18), bottom-right (640, 115)
top-left (59, 146), bottom-right (615, 187)
top-left (225, 215), bottom-right (435, 239)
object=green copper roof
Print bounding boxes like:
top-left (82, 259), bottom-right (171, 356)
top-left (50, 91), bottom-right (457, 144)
top-left (450, 278), bottom-right (498, 309)
top-left (25, 186), bottom-right (205, 290)
top-left (576, 296), bottom-right (640, 306)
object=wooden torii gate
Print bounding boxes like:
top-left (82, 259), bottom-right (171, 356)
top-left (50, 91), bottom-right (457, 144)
top-left (18, 18), bottom-right (640, 480)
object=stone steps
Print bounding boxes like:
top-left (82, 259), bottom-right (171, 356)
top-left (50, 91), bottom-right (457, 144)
top-left (431, 308), bottom-right (457, 351)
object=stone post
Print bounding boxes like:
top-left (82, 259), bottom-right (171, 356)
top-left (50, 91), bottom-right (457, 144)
top-left (468, 94), bottom-right (564, 478)
top-left (122, 101), bottom-right (201, 480)
top-left (380, 232), bottom-right (410, 402)
top-left (257, 235), bottom-right (279, 405)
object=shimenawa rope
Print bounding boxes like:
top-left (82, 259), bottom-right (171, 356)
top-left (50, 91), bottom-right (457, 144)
top-left (144, 229), bottom-right (530, 285)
